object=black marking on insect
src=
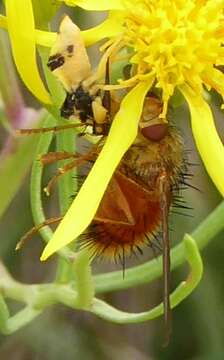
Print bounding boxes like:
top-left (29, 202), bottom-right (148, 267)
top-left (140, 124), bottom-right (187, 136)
top-left (47, 53), bottom-right (65, 71)
top-left (67, 44), bottom-right (74, 54)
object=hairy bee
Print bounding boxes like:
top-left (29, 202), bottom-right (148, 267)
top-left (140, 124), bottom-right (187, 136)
top-left (19, 16), bottom-right (192, 344)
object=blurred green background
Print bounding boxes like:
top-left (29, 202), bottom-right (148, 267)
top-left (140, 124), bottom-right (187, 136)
top-left (0, 3), bottom-right (224, 359)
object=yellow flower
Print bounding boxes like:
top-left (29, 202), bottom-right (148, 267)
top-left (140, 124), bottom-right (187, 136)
top-left (3, 0), bottom-right (222, 259)
top-left (2, 0), bottom-right (51, 104)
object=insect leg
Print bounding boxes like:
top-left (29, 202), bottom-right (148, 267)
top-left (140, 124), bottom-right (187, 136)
top-left (44, 146), bottom-right (100, 196)
top-left (40, 151), bottom-right (78, 165)
top-left (16, 216), bottom-right (63, 250)
top-left (17, 123), bottom-right (84, 135)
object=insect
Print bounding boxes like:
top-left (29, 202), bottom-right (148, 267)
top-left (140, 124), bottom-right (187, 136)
top-left (80, 96), bottom-right (186, 343)
top-left (18, 16), bottom-right (190, 344)
top-left (19, 16), bottom-right (113, 137)
top-left (18, 92), bottom-right (187, 343)
top-left (47, 16), bottom-right (112, 136)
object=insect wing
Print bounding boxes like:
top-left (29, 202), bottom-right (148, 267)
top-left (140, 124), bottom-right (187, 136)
top-left (95, 174), bottom-right (135, 225)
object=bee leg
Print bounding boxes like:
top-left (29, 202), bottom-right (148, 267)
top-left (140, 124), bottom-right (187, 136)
top-left (44, 147), bottom-right (100, 196)
top-left (16, 216), bottom-right (63, 250)
top-left (40, 151), bottom-right (79, 165)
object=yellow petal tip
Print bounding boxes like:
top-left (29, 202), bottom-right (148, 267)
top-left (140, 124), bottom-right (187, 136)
top-left (40, 247), bottom-right (52, 261)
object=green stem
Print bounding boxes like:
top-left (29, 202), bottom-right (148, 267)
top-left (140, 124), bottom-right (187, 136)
top-left (55, 124), bottom-right (76, 282)
top-left (94, 200), bottom-right (224, 293)
top-left (90, 234), bottom-right (203, 323)
top-left (72, 250), bottom-right (95, 309)
top-left (2, 307), bottom-right (42, 335)
top-left (1, 233), bottom-right (200, 327)
top-left (30, 113), bottom-right (75, 260)
top-left (0, 294), bottom-right (9, 334)
top-left (0, 262), bottom-right (34, 303)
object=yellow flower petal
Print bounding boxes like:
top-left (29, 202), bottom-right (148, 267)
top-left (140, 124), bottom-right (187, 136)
top-left (41, 78), bottom-right (154, 260)
top-left (180, 84), bottom-right (224, 197)
top-left (5, 0), bottom-right (51, 104)
top-left (35, 29), bottom-right (57, 48)
top-left (0, 12), bottom-right (122, 49)
top-left (0, 14), bottom-right (7, 29)
top-left (0, 14), bottom-right (57, 47)
top-left (62, 0), bottom-right (125, 10)
top-left (82, 11), bottom-right (124, 46)
top-left (202, 68), bottom-right (224, 99)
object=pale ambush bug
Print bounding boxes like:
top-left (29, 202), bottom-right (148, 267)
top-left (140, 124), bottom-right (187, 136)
top-left (47, 16), bottom-right (112, 136)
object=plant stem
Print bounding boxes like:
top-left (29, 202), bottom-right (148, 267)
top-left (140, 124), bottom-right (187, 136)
top-left (55, 125), bottom-right (77, 282)
top-left (30, 113), bottom-right (75, 260)
top-left (94, 200), bottom-right (224, 293)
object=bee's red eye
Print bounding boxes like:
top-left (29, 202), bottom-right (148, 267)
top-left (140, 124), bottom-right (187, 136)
top-left (141, 123), bottom-right (168, 141)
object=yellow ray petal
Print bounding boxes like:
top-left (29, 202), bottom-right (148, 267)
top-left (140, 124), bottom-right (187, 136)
top-left (180, 84), bottom-right (224, 196)
top-left (35, 29), bottom-right (57, 48)
top-left (5, 0), bottom-right (51, 104)
top-left (62, 0), bottom-right (125, 10)
top-left (0, 12), bottom-right (123, 49)
top-left (41, 78), bottom-right (154, 260)
top-left (0, 14), bottom-right (57, 48)
top-left (202, 68), bottom-right (224, 99)
top-left (82, 11), bottom-right (124, 46)
top-left (0, 14), bottom-right (7, 29)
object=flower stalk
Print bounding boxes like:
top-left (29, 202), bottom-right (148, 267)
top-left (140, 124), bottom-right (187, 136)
top-left (0, 200), bottom-right (224, 333)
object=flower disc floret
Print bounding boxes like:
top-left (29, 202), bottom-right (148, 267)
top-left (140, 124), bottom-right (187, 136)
top-left (119, 0), bottom-right (224, 116)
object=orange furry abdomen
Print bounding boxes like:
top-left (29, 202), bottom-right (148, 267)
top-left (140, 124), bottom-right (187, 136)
top-left (84, 172), bottom-right (162, 259)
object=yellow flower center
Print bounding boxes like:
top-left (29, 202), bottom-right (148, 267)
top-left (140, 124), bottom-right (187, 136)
top-left (108, 0), bottom-right (224, 117)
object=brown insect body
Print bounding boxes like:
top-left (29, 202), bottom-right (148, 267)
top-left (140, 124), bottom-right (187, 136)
top-left (81, 118), bottom-right (185, 344)
top-left (82, 126), bottom-right (185, 260)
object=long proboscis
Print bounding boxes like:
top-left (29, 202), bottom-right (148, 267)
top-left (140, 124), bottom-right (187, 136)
top-left (159, 171), bottom-right (172, 346)
top-left (102, 58), bottom-right (111, 115)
